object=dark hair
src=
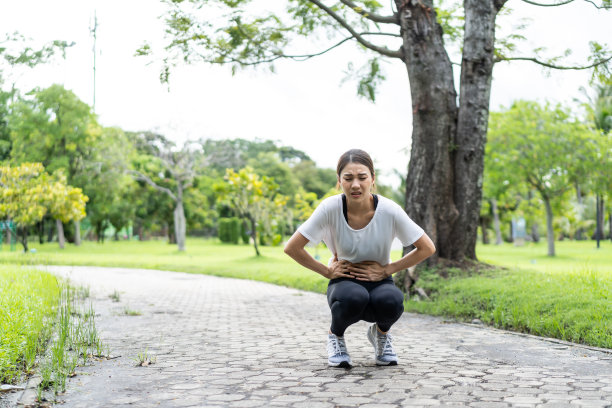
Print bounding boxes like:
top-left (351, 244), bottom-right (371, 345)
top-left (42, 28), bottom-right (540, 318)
top-left (336, 149), bottom-right (375, 177)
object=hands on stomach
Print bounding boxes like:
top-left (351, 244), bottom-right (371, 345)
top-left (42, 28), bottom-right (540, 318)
top-left (329, 255), bottom-right (389, 282)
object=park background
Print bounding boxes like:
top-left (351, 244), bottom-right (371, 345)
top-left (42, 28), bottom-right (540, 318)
top-left (0, 0), bottom-right (611, 401)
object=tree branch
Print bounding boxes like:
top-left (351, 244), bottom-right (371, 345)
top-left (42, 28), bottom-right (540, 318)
top-left (200, 32), bottom-right (401, 66)
top-left (307, 0), bottom-right (403, 59)
top-left (520, 0), bottom-right (574, 6)
top-left (338, 0), bottom-right (399, 24)
top-left (520, 0), bottom-right (610, 8)
top-left (128, 170), bottom-right (177, 202)
top-left (495, 55), bottom-right (612, 70)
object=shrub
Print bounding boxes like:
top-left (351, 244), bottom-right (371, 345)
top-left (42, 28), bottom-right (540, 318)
top-left (218, 217), bottom-right (240, 244)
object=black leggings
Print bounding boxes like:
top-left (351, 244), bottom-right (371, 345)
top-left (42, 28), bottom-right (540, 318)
top-left (326, 278), bottom-right (404, 337)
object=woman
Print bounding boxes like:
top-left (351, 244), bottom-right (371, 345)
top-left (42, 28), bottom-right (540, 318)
top-left (284, 149), bottom-right (436, 368)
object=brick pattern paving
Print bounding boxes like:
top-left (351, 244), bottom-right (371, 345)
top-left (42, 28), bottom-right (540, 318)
top-left (31, 266), bottom-right (612, 407)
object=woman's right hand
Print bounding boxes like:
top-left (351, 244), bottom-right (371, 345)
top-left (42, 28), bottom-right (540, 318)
top-left (327, 254), bottom-right (355, 280)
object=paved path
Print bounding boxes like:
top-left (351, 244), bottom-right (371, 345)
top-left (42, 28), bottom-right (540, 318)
top-left (24, 266), bottom-right (612, 407)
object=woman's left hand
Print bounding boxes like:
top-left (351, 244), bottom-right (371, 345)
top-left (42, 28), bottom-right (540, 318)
top-left (347, 261), bottom-right (389, 282)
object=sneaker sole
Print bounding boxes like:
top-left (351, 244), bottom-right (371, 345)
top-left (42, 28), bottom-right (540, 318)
top-left (328, 360), bottom-right (352, 368)
top-left (375, 359), bottom-right (398, 366)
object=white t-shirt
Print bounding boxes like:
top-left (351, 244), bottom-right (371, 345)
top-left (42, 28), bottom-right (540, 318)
top-left (297, 194), bottom-right (424, 266)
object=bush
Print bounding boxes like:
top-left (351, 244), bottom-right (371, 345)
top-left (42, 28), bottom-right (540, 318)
top-left (218, 217), bottom-right (240, 244)
top-left (240, 221), bottom-right (250, 244)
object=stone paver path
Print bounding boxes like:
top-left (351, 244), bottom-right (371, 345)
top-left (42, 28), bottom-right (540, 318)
top-left (24, 266), bottom-right (612, 407)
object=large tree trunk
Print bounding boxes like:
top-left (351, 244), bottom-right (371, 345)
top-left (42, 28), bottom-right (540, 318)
top-left (174, 200), bottom-right (186, 252)
top-left (450, 0), bottom-right (506, 259)
top-left (56, 219), bottom-right (65, 249)
top-left (397, 0), bottom-right (458, 263)
top-left (74, 220), bottom-right (81, 246)
top-left (543, 197), bottom-right (555, 257)
top-left (491, 198), bottom-right (503, 245)
top-left (398, 0), bottom-right (505, 263)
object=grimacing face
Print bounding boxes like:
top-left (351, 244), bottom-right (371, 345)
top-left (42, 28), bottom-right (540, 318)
top-left (338, 162), bottom-right (375, 203)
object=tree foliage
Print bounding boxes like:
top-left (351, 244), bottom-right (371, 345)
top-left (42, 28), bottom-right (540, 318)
top-left (9, 84), bottom-right (100, 180)
top-left (215, 167), bottom-right (289, 255)
top-left (487, 100), bottom-right (602, 255)
top-left (0, 163), bottom-right (87, 251)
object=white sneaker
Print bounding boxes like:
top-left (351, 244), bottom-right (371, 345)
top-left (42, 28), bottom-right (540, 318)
top-left (367, 324), bottom-right (398, 366)
top-left (327, 333), bottom-right (352, 368)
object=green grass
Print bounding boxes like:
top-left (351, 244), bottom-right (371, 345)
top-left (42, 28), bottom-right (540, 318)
top-left (0, 239), bottom-right (332, 294)
top-left (405, 240), bottom-right (611, 348)
top-left (0, 266), bottom-right (60, 383)
top-left (477, 240), bottom-right (612, 276)
top-left (0, 262), bottom-right (106, 401)
top-left (1, 238), bottom-right (610, 349)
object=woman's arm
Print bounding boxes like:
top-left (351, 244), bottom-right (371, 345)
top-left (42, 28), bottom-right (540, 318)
top-left (348, 233), bottom-right (436, 281)
top-left (284, 231), bottom-right (354, 280)
top-left (384, 233), bottom-right (436, 275)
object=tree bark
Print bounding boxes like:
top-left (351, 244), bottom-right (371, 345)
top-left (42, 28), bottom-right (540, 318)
top-left (174, 200), bottom-right (186, 252)
top-left (47, 218), bottom-right (55, 243)
top-left (38, 219), bottom-right (45, 244)
top-left (56, 219), bottom-right (65, 249)
top-left (491, 198), bottom-right (502, 245)
top-left (74, 220), bottom-right (81, 246)
top-left (508, 221), bottom-right (513, 243)
top-left (249, 215), bottom-right (261, 256)
top-left (608, 212), bottom-right (612, 241)
top-left (599, 196), bottom-right (605, 239)
top-left (397, 0), bottom-right (506, 263)
top-left (397, 0), bottom-right (458, 263)
top-left (19, 227), bottom-right (28, 252)
top-left (575, 183), bottom-right (584, 240)
top-left (531, 222), bottom-right (540, 243)
top-left (543, 197), bottom-right (555, 257)
top-left (450, 0), bottom-right (505, 260)
top-left (594, 194), bottom-right (605, 248)
top-left (480, 216), bottom-right (489, 244)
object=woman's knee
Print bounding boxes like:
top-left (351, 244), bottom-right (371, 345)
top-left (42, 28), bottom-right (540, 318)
top-left (335, 290), bottom-right (369, 313)
top-left (328, 282), bottom-right (370, 312)
top-left (370, 286), bottom-right (404, 315)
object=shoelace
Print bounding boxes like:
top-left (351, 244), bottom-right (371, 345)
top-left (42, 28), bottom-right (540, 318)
top-left (328, 336), bottom-right (347, 355)
top-left (377, 333), bottom-right (395, 356)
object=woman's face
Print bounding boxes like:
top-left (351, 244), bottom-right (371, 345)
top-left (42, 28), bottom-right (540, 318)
top-left (338, 162), bottom-right (375, 203)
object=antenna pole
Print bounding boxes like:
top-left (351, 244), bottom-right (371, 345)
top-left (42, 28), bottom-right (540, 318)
top-left (90, 10), bottom-right (98, 113)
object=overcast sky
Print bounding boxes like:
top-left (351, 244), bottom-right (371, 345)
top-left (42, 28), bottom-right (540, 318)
top-left (2, 0), bottom-right (610, 187)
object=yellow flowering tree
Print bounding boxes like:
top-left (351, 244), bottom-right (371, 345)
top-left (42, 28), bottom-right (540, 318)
top-left (215, 167), bottom-right (289, 256)
top-left (0, 163), bottom-right (87, 251)
top-left (45, 172), bottom-right (88, 249)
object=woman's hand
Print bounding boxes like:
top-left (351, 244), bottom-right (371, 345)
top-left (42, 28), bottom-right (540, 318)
top-left (327, 254), bottom-right (355, 280)
top-left (347, 261), bottom-right (389, 282)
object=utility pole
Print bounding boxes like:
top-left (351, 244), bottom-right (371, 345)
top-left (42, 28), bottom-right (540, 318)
top-left (90, 10), bottom-right (98, 113)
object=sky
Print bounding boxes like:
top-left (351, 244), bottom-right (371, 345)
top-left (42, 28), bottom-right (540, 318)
top-left (2, 0), bottom-right (610, 187)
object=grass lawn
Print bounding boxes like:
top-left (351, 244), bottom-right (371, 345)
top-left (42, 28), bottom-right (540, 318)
top-left (1, 238), bottom-right (610, 348)
top-left (0, 239), bottom-right (331, 294)
top-left (406, 240), bottom-right (611, 348)
top-left (0, 266), bottom-right (60, 383)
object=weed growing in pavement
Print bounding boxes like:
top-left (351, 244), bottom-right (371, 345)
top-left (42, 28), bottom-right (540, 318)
top-left (134, 348), bottom-right (156, 366)
top-left (123, 306), bottom-right (142, 316)
top-left (108, 290), bottom-right (121, 302)
top-left (36, 282), bottom-right (108, 403)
